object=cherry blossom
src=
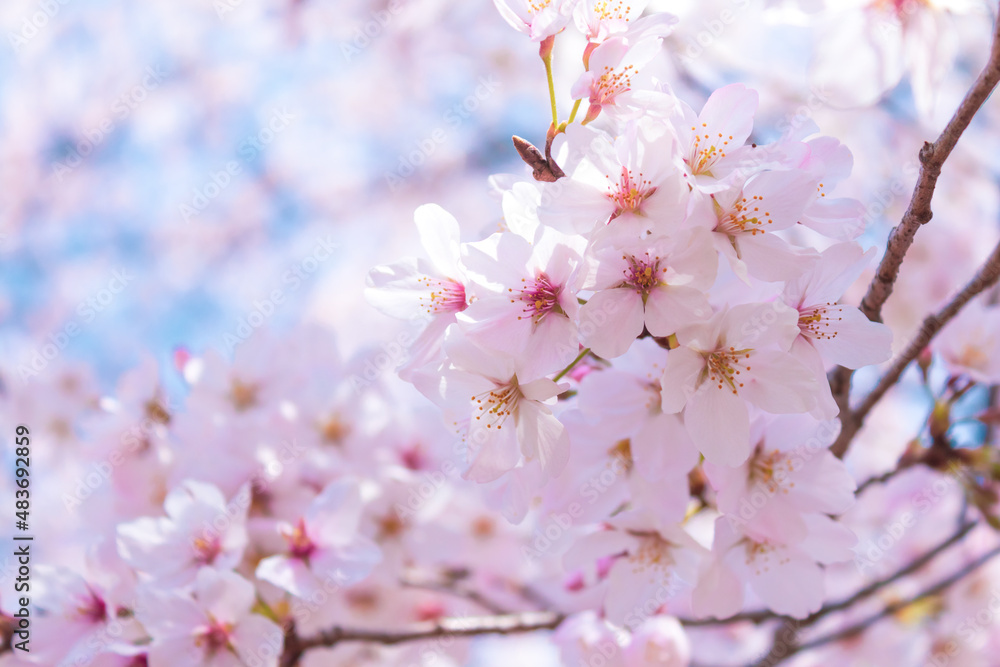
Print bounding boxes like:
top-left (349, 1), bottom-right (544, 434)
top-left (13, 1), bottom-right (1000, 665)
top-left (255, 479), bottom-right (382, 598)
top-left (573, 0), bottom-right (678, 46)
top-left (366, 204), bottom-right (472, 377)
top-left (458, 227), bottom-right (584, 374)
top-left (936, 300), bottom-right (1000, 382)
top-left (675, 84), bottom-right (759, 193)
top-left (691, 169), bottom-right (821, 283)
top-left (692, 513), bottom-right (855, 619)
top-left (660, 302), bottom-right (827, 465)
top-left (566, 511), bottom-right (707, 625)
top-left (783, 242), bottom-right (894, 371)
top-left (539, 120), bottom-right (686, 239)
top-left (579, 229), bottom-right (716, 358)
top-left (116, 480), bottom-right (249, 587)
top-left (703, 414), bottom-right (856, 544)
top-left (412, 329), bottom-right (570, 483)
top-left (494, 0), bottom-right (580, 41)
top-left (137, 568), bottom-right (284, 667)
top-left (571, 35), bottom-right (665, 124)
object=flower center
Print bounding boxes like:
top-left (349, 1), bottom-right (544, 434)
top-left (318, 414), bottom-right (350, 445)
top-left (593, 0), bottom-right (631, 21)
top-left (798, 304), bottom-right (842, 341)
top-left (282, 517), bottom-right (317, 560)
top-left (418, 277), bottom-right (467, 315)
top-left (688, 124), bottom-right (734, 176)
top-left (704, 347), bottom-right (752, 395)
top-left (76, 588), bottom-right (107, 624)
top-left (608, 438), bottom-right (634, 473)
top-left (376, 512), bottom-right (406, 540)
top-left (608, 166), bottom-right (656, 219)
top-left (144, 399), bottom-right (171, 424)
top-left (346, 588), bottom-right (380, 613)
top-left (229, 378), bottom-right (259, 411)
top-left (471, 378), bottom-right (521, 431)
top-left (594, 64), bottom-right (636, 105)
top-left (621, 254), bottom-right (665, 295)
top-left (742, 539), bottom-right (790, 575)
top-left (748, 448), bottom-right (797, 495)
top-left (516, 273), bottom-right (562, 323)
top-left (471, 515), bottom-right (496, 540)
top-left (627, 530), bottom-right (676, 574)
top-left (195, 619), bottom-right (234, 655)
top-left (192, 533), bottom-right (223, 566)
top-left (874, 0), bottom-right (926, 18)
top-left (713, 194), bottom-right (773, 237)
top-left (955, 343), bottom-right (990, 370)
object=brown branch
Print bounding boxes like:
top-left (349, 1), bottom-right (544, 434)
top-left (830, 8), bottom-right (1000, 458)
top-left (281, 611), bottom-right (564, 666)
top-left (742, 538), bottom-right (1000, 667)
top-left (791, 543), bottom-right (1000, 658)
top-left (282, 525), bottom-right (979, 666)
top-left (832, 238), bottom-right (1000, 456)
top-left (803, 521), bottom-right (976, 624)
top-left (860, 11), bottom-right (1000, 322)
top-left (680, 520), bottom-right (977, 631)
top-left (854, 463), bottom-right (916, 496)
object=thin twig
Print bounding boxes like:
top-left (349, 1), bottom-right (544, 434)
top-left (281, 611), bottom-right (564, 666)
top-left (399, 573), bottom-right (511, 615)
top-left (804, 521), bottom-right (977, 624)
top-left (679, 521), bottom-right (977, 631)
top-left (833, 239), bottom-right (1000, 456)
top-left (830, 8), bottom-right (1000, 458)
top-left (793, 544), bottom-right (1000, 657)
top-left (854, 463), bottom-right (916, 495)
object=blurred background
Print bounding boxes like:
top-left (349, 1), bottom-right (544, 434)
top-left (1, 0), bottom-right (999, 441)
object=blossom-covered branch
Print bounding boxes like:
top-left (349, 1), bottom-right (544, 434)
top-left (830, 3), bottom-right (1000, 456)
top-left (281, 611), bottom-right (565, 666)
top-left (834, 236), bottom-right (1000, 455)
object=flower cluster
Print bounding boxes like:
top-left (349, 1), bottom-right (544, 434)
top-left (368, 0), bottom-right (893, 624)
top-left (10, 1), bottom-right (1000, 666)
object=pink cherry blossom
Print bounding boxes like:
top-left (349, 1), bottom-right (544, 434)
top-left (659, 302), bottom-right (827, 465)
top-left (623, 616), bottom-right (691, 667)
top-left (936, 299), bottom-right (1000, 382)
top-left (137, 568), bottom-right (284, 667)
top-left (692, 169), bottom-right (820, 283)
top-left (783, 242), bottom-right (894, 371)
top-left (566, 511), bottom-right (706, 625)
top-left (539, 120), bottom-right (686, 239)
top-left (692, 513), bottom-right (855, 619)
top-left (366, 204), bottom-right (472, 377)
top-left (255, 479), bottom-right (382, 598)
top-left (571, 36), bottom-right (664, 124)
top-left (573, 0), bottom-right (677, 45)
top-left (675, 83), bottom-right (759, 193)
top-left (703, 414), bottom-right (856, 544)
top-left (494, 0), bottom-right (579, 41)
top-left (412, 328), bottom-right (570, 483)
top-left (580, 229), bottom-right (716, 359)
top-left (458, 227), bottom-right (584, 375)
top-left (116, 480), bottom-right (249, 587)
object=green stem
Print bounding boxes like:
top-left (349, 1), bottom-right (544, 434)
top-left (554, 348), bottom-right (590, 382)
top-left (543, 53), bottom-right (558, 126)
top-left (567, 98), bottom-right (582, 125)
top-left (254, 594), bottom-right (281, 624)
